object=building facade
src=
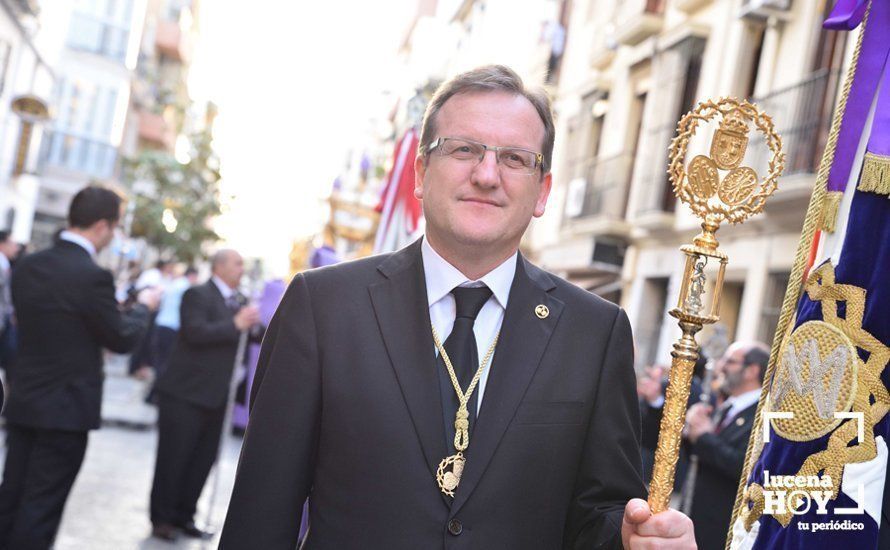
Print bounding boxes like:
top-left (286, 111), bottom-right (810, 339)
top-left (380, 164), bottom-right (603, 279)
top-left (534, 0), bottom-right (852, 367)
top-left (0, 0), bottom-right (54, 245)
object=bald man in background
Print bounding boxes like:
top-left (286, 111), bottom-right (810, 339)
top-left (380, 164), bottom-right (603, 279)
top-left (149, 250), bottom-right (260, 541)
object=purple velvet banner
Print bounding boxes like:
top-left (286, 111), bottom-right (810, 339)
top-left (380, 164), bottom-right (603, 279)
top-left (824, 0), bottom-right (890, 191)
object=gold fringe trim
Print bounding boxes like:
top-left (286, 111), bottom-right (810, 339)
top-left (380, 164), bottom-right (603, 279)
top-left (820, 191), bottom-right (843, 233)
top-left (859, 152), bottom-right (890, 195)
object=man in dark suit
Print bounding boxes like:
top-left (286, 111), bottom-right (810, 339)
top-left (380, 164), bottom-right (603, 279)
top-left (149, 249), bottom-right (259, 541)
top-left (685, 342), bottom-right (768, 550)
top-left (220, 65), bottom-right (695, 549)
top-left (0, 186), bottom-right (159, 549)
top-left (0, 230), bottom-right (20, 372)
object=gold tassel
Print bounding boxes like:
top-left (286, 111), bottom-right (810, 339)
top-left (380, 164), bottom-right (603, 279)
top-left (858, 152), bottom-right (890, 195)
top-left (820, 191), bottom-right (843, 233)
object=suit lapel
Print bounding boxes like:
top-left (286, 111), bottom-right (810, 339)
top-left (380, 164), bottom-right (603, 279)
top-left (368, 240), bottom-right (450, 505)
top-left (451, 256), bottom-right (564, 514)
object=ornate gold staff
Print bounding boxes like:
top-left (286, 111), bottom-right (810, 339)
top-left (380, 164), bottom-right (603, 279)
top-left (647, 97), bottom-right (784, 513)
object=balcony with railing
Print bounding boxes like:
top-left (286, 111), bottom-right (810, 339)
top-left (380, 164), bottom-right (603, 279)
top-left (156, 19), bottom-right (188, 62)
top-left (630, 121), bottom-right (677, 226)
top-left (748, 68), bottom-right (840, 203)
top-left (563, 153), bottom-right (634, 235)
top-left (66, 12), bottom-right (130, 63)
top-left (614, 0), bottom-right (665, 46)
top-left (38, 130), bottom-right (118, 179)
top-left (138, 110), bottom-right (175, 151)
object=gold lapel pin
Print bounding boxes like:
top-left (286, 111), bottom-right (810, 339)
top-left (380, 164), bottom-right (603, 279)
top-left (535, 305), bottom-right (549, 319)
top-left (735, 417), bottom-right (745, 427)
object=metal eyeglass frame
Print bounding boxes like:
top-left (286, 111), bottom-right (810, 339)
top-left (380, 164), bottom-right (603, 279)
top-left (426, 137), bottom-right (544, 175)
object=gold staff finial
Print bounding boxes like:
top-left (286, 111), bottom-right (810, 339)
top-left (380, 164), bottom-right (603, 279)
top-left (647, 97), bottom-right (785, 514)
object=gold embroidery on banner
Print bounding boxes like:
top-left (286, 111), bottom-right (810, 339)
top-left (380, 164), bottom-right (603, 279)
top-left (769, 321), bottom-right (858, 441)
top-left (741, 263), bottom-right (890, 528)
top-left (820, 191), bottom-right (843, 233)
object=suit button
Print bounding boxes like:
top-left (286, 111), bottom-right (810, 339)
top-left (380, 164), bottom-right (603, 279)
top-left (448, 519), bottom-right (463, 536)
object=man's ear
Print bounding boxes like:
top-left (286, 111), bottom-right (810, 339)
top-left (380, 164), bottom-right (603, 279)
top-left (533, 171), bottom-right (553, 218)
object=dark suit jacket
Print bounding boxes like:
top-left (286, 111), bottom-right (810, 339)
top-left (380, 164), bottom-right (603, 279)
top-left (220, 240), bottom-right (646, 550)
top-left (155, 280), bottom-right (242, 410)
top-left (690, 402), bottom-right (757, 550)
top-left (6, 240), bottom-right (150, 431)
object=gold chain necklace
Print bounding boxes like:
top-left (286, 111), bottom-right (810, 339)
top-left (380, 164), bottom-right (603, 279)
top-left (431, 323), bottom-right (500, 497)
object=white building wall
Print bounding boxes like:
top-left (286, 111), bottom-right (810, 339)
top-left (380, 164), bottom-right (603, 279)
top-left (0, 3), bottom-right (54, 242)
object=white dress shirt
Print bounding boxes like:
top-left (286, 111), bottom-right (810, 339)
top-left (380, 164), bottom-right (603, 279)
top-left (720, 387), bottom-right (761, 427)
top-left (59, 230), bottom-right (97, 258)
top-left (421, 237), bottom-right (516, 413)
top-left (212, 275), bottom-right (235, 300)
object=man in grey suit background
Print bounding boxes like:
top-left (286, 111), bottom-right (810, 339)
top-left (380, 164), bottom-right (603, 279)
top-left (220, 65), bottom-right (695, 549)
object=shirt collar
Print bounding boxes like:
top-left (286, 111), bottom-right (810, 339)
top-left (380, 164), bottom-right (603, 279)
top-left (726, 388), bottom-right (762, 415)
top-left (420, 236), bottom-right (516, 310)
top-left (211, 275), bottom-right (235, 299)
top-left (59, 230), bottom-right (97, 258)
top-left (0, 253), bottom-right (9, 272)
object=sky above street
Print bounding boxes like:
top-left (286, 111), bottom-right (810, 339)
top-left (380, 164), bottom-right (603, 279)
top-left (189, 1), bottom-right (418, 276)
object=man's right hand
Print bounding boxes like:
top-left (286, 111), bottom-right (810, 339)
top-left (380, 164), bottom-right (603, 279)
top-left (234, 305), bottom-right (260, 331)
top-left (136, 287), bottom-right (162, 311)
top-left (637, 365), bottom-right (664, 403)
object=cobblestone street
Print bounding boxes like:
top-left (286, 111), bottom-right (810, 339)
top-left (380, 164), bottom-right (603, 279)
top-left (0, 357), bottom-right (243, 549)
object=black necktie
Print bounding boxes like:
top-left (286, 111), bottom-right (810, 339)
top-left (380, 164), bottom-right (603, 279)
top-left (226, 293), bottom-right (244, 313)
top-left (437, 285), bottom-right (492, 455)
top-left (713, 402), bottom-right (732, 434)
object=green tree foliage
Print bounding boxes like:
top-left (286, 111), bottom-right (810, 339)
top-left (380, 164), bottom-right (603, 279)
top-left (123, 129), bottom-right (222, 263)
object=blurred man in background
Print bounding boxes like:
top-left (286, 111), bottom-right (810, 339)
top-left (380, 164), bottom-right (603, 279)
top-left (130, 259), bottom-right (176, 380)
top-left (0, 186), bottom-right (160, 549)
top-left (146, 265), bottom-right (199, 403)
top-left (149, 249), bottom-right (259, 541)
top-left (684, 341), bottom-right (768, 550)
top-left (0, 231), bottom-right (20, 372)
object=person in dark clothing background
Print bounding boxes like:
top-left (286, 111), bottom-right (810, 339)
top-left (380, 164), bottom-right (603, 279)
top-left (684, 342), bottom-right (768, 550)
top-left (0, 186), bottom-right (160, 549)
top-left (149, 249), bottom-right (260, 541)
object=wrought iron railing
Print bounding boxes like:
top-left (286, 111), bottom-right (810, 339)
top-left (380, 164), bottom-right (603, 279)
top-left (564, 153), bottom-right (633, 222)
top-left (632, 122), bottom-right (677, 217)
top-left (749, 68), bottom-right (841, 176)
top-left (38, 130), bottom-right (118, 178)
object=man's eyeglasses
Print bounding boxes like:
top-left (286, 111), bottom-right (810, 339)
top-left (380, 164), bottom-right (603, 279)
top-left (426, 137), bottom-right (544, 176)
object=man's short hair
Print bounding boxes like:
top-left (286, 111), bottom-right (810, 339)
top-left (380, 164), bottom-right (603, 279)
top-left (184, 266), bottom-right (198, 277)
top-left (743, 345), bottom-right (770, 385)
top-left (418, 65), bottom-right (555, 174)
top-left (0, 230), bottom-right (9, 244)
top-left (68, 186), bottom-right (123, 229)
